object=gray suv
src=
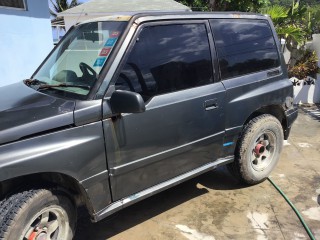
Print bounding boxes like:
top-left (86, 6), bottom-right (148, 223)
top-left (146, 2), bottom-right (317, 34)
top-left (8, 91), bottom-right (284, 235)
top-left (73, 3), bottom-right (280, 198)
top-left (0, 12), bottom-right (297, 239)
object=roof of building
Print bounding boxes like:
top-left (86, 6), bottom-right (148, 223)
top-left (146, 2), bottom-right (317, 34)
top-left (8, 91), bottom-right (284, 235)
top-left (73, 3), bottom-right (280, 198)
top-left (58, 0), bottom-right (191, 16)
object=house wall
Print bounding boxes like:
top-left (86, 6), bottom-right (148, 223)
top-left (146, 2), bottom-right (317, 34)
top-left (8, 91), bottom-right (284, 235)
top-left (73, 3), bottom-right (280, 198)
top-left (0, 0), bottom-right (53, 87)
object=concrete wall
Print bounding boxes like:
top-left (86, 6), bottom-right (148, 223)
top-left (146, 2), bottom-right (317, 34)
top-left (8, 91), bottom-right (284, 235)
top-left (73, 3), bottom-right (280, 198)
top-left (313, 34), bottom-right (320, 67)
top-left (0, 0), bottom-right (53, 87)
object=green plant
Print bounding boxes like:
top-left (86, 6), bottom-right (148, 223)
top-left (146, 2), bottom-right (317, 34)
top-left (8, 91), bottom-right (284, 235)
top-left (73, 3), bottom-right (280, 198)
top-left (288, 50), bottom-right (320, 79)
top-left (175, 0), bottom-right (269, 11)
top-left (177, 0), bottom-right (209, 11)
top-left (50, 0), bottom-right (80, 18)
top-left (262, 5), bottom-right (288, 23)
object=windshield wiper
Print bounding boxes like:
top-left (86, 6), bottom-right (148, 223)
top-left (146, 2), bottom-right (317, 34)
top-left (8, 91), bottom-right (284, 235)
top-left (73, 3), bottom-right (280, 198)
top-left (24, 79), bottom-right (47, 86)
top-left (37, 83), bottom-right (91, 90)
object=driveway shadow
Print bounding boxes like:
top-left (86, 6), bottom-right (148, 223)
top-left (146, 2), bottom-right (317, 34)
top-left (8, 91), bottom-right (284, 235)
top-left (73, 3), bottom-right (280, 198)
top-left (74, 166), bottom-right (247, 240)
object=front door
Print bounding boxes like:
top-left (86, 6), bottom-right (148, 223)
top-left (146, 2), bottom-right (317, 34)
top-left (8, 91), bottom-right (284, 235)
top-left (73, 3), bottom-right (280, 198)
top-left (103, 21), bottom-right (226, 201)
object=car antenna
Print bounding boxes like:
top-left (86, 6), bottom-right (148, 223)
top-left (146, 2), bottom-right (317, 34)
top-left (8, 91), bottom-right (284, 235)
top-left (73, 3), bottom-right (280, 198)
top-left (75, 8), bottom-right (85, 26)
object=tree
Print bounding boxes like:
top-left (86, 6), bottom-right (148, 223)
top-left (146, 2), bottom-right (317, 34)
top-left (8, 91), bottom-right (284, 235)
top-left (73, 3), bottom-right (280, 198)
top-left (50, 0), bottom-right (81, 18)
top-left (269, 0), bottom-right (320, 6)
top-left (176, 0), bottom-right (208, 11)
top-left (209, 0), bottom-right (269, 11)
top-left (175, 0), bottom-right (269, 11)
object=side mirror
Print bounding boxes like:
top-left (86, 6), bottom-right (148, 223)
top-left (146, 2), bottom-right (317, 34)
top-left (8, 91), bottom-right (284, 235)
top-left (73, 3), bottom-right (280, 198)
top-left (110, 90), bottom-right (146, 114)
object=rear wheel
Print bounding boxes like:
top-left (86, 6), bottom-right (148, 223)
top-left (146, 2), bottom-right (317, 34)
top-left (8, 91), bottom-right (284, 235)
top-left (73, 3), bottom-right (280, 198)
top-left (0, 189), bottom-right (76, 240)
top-left (228, 114), bottom-right (284, 184)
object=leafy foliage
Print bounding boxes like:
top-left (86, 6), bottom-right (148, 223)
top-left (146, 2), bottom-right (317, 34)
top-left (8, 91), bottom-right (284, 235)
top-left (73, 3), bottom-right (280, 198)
top-left (175, 0), bottom-right (269, 11)
top-left (50, 0), bottom-right (80, 18)
top-left (270, 0), bottom-right (320, 6)
top-left (266, 0), bottom-right (320, 35)
top-left (276, 25), bottom-right (306, 44)
top-left (288, 50), bottom-right (320, 79)
top-left (214, 0), bottom-right (269, 11)
top-left (262, 5), bottom-right (288, 23)
top-left (177, 0), bottom-right (208, 11)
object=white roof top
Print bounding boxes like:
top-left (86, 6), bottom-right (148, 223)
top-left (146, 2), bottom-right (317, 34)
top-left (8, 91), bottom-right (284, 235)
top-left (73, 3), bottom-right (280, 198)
top-left (58, 0), bottom-right (191, 16)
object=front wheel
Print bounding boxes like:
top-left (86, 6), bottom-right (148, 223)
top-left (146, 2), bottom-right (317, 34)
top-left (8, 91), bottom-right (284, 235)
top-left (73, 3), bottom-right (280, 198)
top-left (228, 114), bottom-right (284, 184)
top-left (0, 189), bottom-right (76, 240)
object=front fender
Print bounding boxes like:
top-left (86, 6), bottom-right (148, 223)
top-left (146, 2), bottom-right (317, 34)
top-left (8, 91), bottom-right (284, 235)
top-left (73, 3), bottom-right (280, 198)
top-left (0, 121), bottom-right (111, 212)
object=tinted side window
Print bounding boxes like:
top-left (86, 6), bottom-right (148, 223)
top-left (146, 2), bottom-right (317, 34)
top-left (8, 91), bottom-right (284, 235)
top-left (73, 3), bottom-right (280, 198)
top-left (115, 23), bottom-right (213, 101)
top-left (210, 19), bottom-right (280, 80)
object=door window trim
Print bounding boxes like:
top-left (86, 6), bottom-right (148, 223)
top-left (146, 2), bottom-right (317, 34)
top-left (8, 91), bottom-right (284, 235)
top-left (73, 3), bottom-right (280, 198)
top-left (205, 20), bottom-right (220, 83)
top-left (108, 20), bottom-right (217, 103)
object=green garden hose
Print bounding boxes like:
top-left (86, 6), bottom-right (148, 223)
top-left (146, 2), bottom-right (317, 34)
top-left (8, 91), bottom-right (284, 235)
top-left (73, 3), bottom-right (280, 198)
top-left (267, 177), bottom-right (316, 240)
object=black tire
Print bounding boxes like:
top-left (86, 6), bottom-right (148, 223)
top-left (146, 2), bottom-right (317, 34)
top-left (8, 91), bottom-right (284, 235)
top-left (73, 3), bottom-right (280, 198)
top-left (228, 114), bottom-right (284, 184)
top-left (0, 189), bottom-right (76, 240)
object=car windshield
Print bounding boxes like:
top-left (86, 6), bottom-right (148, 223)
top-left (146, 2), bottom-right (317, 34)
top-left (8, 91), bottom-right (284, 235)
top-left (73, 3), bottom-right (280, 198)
top-left (32, 21), bottom-right (128, 99)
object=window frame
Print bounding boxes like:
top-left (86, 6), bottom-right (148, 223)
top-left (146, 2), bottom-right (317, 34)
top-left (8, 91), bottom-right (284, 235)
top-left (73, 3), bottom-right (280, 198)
top-left (209, 18), bottom-right (281, 81)
top-left (0, 0), bottom-right (27, 10)
top-left (109, 19), bottom-right (219, 103)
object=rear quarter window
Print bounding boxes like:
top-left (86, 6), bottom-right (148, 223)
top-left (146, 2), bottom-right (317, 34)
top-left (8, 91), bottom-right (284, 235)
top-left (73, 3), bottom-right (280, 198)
top-left (210, 19), bottom-right (280, 80)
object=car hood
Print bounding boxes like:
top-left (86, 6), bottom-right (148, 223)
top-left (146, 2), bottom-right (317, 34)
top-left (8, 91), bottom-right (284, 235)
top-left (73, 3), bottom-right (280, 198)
top-left (0, 82), bottom-right (75, 145)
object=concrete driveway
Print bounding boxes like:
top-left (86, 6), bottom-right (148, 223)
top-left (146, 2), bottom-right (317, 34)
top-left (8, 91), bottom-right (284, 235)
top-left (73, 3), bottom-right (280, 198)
top-left (75, 105), bottom-right (320, 240)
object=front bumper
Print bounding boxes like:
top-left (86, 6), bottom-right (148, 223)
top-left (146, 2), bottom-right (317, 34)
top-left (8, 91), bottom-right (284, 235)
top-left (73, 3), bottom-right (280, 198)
top-left (284, 106), bottom-right (298, 139)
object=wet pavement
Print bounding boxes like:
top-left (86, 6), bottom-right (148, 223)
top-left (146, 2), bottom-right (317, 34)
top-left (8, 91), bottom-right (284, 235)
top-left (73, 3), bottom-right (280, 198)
top-left (75, 105), bottom-right (320, 240)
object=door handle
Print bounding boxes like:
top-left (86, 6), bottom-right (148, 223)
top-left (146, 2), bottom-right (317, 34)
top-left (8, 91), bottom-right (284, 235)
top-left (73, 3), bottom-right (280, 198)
top-left (204, 99), bottom-right (218, 111)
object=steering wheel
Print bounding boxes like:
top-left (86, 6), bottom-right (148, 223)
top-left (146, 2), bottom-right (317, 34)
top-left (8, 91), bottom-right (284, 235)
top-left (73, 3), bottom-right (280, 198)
top-left (79, 62), bottom-right (97, 80)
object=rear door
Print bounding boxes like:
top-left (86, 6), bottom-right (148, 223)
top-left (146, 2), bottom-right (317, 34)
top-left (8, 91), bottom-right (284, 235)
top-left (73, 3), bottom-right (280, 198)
top-left (103, 20), bottom-right (226, 201)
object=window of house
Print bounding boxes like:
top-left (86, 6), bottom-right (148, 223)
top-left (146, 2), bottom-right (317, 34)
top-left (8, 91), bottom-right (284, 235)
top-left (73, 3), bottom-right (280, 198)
top-left (210, 19), bottom-right (280, 80)
top-left (115, 23), bottom-right (213, 101)
top-left (0, 0), bottom-right (26, 10)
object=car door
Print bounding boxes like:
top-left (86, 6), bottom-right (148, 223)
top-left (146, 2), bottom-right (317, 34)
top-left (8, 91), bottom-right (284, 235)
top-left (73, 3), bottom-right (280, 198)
top-left (103, 20), bottom-right (226, 201)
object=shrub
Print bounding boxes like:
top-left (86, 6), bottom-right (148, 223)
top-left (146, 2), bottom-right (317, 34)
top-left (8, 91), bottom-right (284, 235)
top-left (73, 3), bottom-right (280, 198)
top-left (288, 50), bottom-right (320, 79)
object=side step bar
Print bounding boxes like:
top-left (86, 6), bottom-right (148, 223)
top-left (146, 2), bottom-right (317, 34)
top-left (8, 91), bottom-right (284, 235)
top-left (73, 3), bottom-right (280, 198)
top-left (93, 156), bottom-right (234, 222)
